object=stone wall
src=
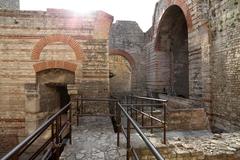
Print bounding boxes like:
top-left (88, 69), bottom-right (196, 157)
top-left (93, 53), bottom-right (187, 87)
top-left (109, 55), bottom-right (132, 95)
top-left (109, 21), bottom-right (146, 94)
top-left (0, 8), bottom-right (113, 155)
top-left (209, 0), bottom-right (240, 132)
top-left (136, 132), bottom-right (240, 160)
top-left (143, 0), bottom-right (240, 132)
top-left (145, 0), bottom-right (210, 103)
top-left (0, 0), bottom-right (19, 10)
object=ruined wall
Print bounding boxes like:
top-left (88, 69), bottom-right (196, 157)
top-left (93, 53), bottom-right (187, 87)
top-left (145, 0), bottom-right (211, 103)
top-left (109, 21), bottom-right (146, 94)
top-left (209, 0), bottom-right (240, 132)
top-left (144, 0), bottom-right (240, 131)
top-left (0, 0), bottom-right (19, 10)
top-left (0, 9), bottom-right (113, 153)
top-left (136, 132), bottom-right (240, 160)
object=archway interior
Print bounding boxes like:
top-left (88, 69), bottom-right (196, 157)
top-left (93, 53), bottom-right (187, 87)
top-left (37, 69), bottom-right (74, 117)
top-left (157, 5), bottom-right (189, 98)
top-left (109, 55), bottom-right (132, 95)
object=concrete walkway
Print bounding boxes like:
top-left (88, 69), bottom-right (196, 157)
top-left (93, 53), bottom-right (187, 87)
top-left (60, 117), bottom-right (126, 160)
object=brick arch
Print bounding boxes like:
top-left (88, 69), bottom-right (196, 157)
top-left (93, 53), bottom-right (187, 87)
top-left (31, 35), bottom-right (83, 60)
top-left (33, 60), bottom-right (77, 73)
top-left (162, 1), bottom-right (192, 31)
top-left (109, 48), bottom-right (135, 69)
top-left (168, 0), bottom-right (192, 31)
top-left (155, 4), bottom-right (190, 51)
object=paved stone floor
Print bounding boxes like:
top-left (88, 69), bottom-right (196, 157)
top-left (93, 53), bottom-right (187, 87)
top-left (60, 117), bottom-right (126, 160)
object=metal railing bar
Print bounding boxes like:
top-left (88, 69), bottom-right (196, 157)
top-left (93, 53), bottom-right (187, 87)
top-left (130, 95), bottom-right (167, 102)
top-left (58, 122), bottom-right (70, 137)
top-left (132, 148), bottom-right (140, 160)
top-left (129, 106), bottom-right (165, 124)
top-left (77, 114), bottom-right (115, 117)
top-left (17, 124), bottom-right (50, 156)
top-left (75, 98), bottom-right (118, 101)
top-left (121, 125), bottom-right (127, 139)
top-left (118, 102), bottom-right (165, 160)
top-left (120, 126), bottom-right (140, 160)
top-left (1, 103), bottom-right (71, 160)
top-left (121, 104), bottom-right (164, 107)
top-left (29, 138), bottom-right (53, 160)
top-left (124, 126), bottom-right (164, 130)
top-left (41, 144), bottom-right (52, 160)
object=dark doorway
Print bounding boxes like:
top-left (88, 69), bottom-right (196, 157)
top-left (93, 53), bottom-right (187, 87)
top-left (56, 85), bottom-right (70, 108)
top-left (37, 69), bottom-right (75, 114)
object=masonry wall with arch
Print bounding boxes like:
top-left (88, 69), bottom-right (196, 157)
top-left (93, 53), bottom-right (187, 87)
top-left (109, 49), bottom-right (136, 95)
top-left (155, 5), bottom-right (189, 98)
top-left (145, 0), bottom-right (240, 132)
top-left (0, 9), bottom-right (113, 152)
top-left (109, 21), bottom-right (146, 94)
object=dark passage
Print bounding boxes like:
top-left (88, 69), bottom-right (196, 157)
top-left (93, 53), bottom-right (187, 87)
top-left (57, 85), bottom-right (70, 108)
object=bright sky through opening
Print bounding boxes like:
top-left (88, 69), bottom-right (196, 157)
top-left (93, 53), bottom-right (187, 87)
top-left (20, 0), bottom-right (158, 32)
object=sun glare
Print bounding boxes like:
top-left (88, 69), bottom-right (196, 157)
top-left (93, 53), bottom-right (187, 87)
top-left (62, 0), bottom-right (98, 14)
top-left (20, 0), bottom-right (159, 31)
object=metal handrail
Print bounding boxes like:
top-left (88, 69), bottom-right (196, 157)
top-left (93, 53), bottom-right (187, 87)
top-left (75, 96), bottom-right (118, 126)
top-left (117, 102), bottom-right (165, 160)
top-left (1, 103), bottom-right (72, 160)
top-left (128, 105), bottom-right (165, 124)
top-left (122, 95), bottom-right (167, 143)
top-left (130, 95), bottom-right (167, 102)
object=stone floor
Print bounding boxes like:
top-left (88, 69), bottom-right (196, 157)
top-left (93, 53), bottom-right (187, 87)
top-left (60, 116), bottom-right (126, 160)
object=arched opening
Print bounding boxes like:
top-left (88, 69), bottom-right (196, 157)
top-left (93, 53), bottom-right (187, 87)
top-left (109, 55), bottom-right (132, 95)
top-left (37, 69), bottom-right (74, 115)
top-left (156, 5), bottom-right (189, 98)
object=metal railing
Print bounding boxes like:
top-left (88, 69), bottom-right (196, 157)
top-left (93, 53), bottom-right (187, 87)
top-left (116, 102), bottom-right (165, 160)
top-left (75, 96), bottom-right (118, 126)
top-left (1, 103), bottom-right (72, 160)
top-left (114, 95), bottom-right (167, 160)
top-left (121, 95), bottom-right (167, 144)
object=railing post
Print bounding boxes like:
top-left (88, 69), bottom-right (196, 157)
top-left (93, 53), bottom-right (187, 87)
top-left (116, 102), bottom-right (121, 147)
top-left (135, 98), bottom-right (138, 122)
top-left (141, 99), bottom-right (144, 126)
top-left (127, 118), bottom-right (131, 160)
top-left (163, 102), bottom-right (166, 144)
top-left (77, 97), bottom-right (79, 126)
top-left (150, 104), bottom-right (153, 133)
top-left (69, 104), bottom-right (72, 145)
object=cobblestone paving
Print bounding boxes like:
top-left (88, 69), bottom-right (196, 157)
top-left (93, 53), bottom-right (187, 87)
top-left (60, 117), bottom-right (126, 160)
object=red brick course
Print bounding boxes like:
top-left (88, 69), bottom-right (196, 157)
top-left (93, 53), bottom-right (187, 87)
top-left (33, 60), bottom-right (77, 72)
top-left (31, 34), bottom-right (84, 60)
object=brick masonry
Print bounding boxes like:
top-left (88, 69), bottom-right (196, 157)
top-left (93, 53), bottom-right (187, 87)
top-left (0, 0), bottom-right (239, 157)
top-left (0, 9), bottom-right (113, 155)
top-left (109, 0), bottom-right (240, 133)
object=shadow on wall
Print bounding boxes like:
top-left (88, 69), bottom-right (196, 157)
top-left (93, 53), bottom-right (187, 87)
top-left (109, 55), bottom-right (132, 96)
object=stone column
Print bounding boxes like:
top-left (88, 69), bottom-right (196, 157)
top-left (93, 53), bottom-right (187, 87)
top-left (67, 84), bottom-right (79, 124)
top-left (24, 83), bottom-right (41, 135)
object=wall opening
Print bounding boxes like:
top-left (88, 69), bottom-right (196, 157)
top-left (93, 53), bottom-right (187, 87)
top-left (156, 5), bottom-right (189, 98)
top-left (109, 55), bottom-right (132, 95)
top-left (37, 69), bottom-right (74, 116)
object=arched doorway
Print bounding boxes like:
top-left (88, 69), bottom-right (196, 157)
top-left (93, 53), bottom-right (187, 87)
top-left (156, 5), bottom-right (189, 98)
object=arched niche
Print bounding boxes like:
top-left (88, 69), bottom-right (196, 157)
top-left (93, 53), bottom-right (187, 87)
top-left (155, 5), bottom-right (189, 98)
